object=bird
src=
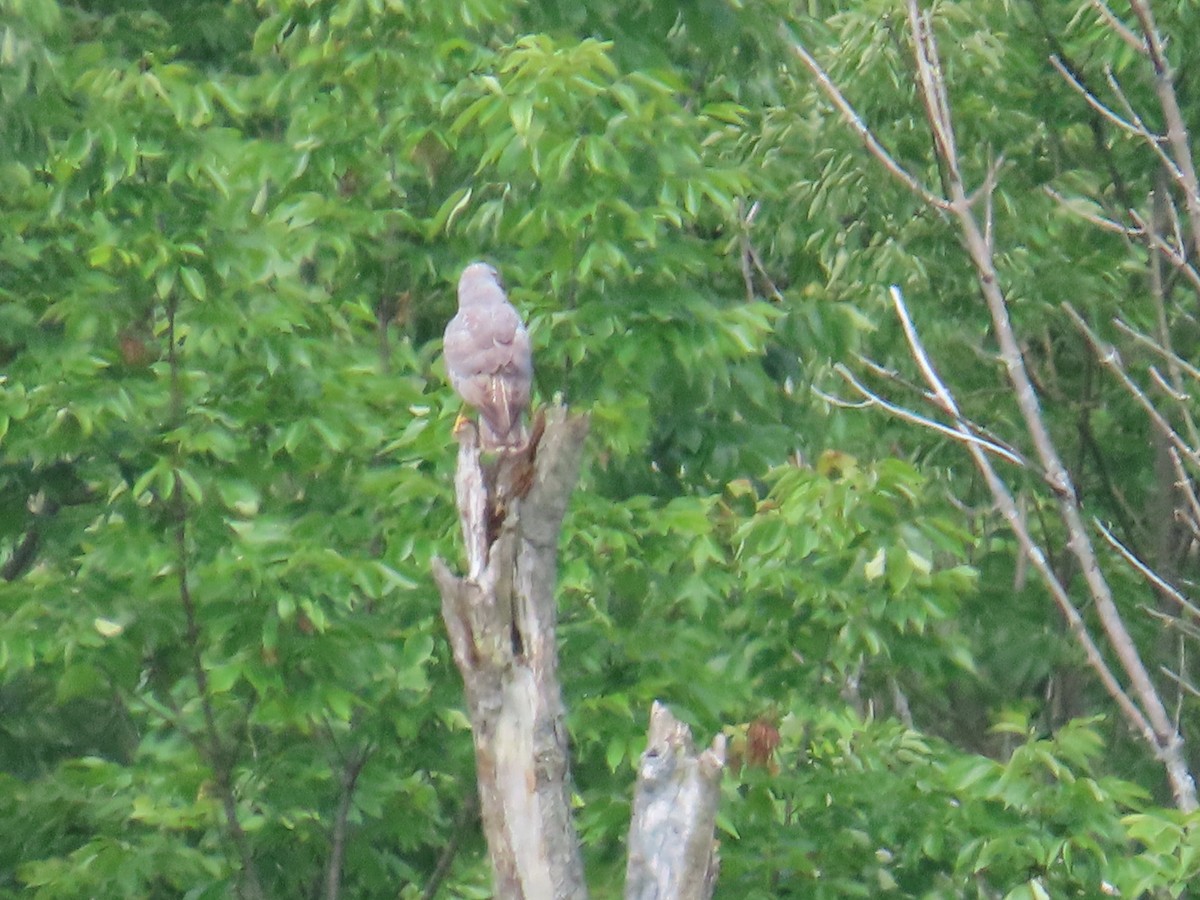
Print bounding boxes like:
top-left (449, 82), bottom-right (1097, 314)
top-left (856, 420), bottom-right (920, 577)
top-left (443, 262), bottom-right (533, 451)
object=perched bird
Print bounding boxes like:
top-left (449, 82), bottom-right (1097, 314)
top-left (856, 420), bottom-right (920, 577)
top-left (444, 262), bottom-right (533, 450)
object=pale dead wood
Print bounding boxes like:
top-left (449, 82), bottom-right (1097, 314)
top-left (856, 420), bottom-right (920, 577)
top-left (624, 703), bottom-right (725, 900)
top-left (432, 406), bottom-right (590, 899)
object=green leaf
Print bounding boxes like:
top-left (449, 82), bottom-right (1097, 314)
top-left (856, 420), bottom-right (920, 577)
top-left (179, 266), bottom-right (206, 301)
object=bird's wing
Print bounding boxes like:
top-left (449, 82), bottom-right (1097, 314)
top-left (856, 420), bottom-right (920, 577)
top-left (448, 305), bottom-right (524, 374)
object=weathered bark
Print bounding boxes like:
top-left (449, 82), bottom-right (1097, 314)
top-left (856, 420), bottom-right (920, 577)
top-left (432, 406), bottom-right (590, 900)
top-left (624, 703), bottom-right (726, 900)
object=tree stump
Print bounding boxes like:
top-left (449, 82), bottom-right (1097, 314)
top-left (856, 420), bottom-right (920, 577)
top-left (624, 702), bottom-right (726, 900)
top-left (432, 406), bottom-right (590, 900)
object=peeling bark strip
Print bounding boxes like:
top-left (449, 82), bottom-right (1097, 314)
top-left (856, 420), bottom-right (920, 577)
top-left (432, 406), bottom-right (590, 900)
top-left (624, 703), bottom-right (725, 900)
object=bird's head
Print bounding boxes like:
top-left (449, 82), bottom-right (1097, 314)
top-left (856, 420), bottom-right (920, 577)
top-left (458, 262), bottom-right (503, 307)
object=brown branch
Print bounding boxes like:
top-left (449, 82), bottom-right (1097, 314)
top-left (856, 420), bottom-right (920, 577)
top-left (419, 792), bottom-right (480, 900)
top-left (324, 748), bottom-right (369, 900)
top-left (167, 300), bottom-right (265, 900)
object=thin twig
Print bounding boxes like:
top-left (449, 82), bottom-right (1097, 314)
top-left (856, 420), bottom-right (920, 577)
top-left (855, 352), bottom-right (1031, 467)
top-left (881, 286), bottom-right (1155, 755)
top-left (1114, 318), bottom-right (1200, 384)
top-left (1170, 448), bottom-right (1200, 529)
top-left (907, 0), bottom-right (1196, 810)
top-left (1048, 55), bottom-right (1180, 177)
top-left (1044, 187), bottom-right (1200, 296)
top-left (1128, 209), bottom-right (1200, 295)
top-left (1159, 665), bottom-right (1200, 701)
top-left (1095, 518), bottom-right (1200, 618)
top-left (832, 363), bottom-right (1025, 466)
top-left (1091, 0), bottom-right (1145, 52)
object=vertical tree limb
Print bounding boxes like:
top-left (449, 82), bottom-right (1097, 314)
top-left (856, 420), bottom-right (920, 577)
top-left (432, 406), bottom-right (590, 899)
top-left (1126, 0), bottom-right (1200, 262)
top-left (167, 299), bottom-right (266, 898)
top-left (323, 747), bottom-right (368, 900)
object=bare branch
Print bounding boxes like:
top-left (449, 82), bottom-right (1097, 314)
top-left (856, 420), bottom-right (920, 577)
top-left (1102, 65), bottom-right (1158, 143)
top-left (854, 352), bottom-right (1031, 468)
top-left (1095, 518), bottom-right (1200, 619)
top-left (1145, 606), bottom-right (1200, 643)
top-left (1170, 448), bottom-right (1200, 529)
top-left (1160, 665), bottom-right (1200, 701)
top-left (1064, 304), bottom-right (1200, 469)
top-left (1125, 0), bottom-right (1200, 261)
top-left (1090, 0), bottom-right (1145, 52)
top-left (1127, 209), bottom-right (1200, 295)
top-left (793, 0), bottom-right (1200, 812)
top-left (906, 0), bottom-right (1196, 810)
top-left (874, 290), bottom-right (1156, 756)
top-left (1048, 55), bottom-right (1179, 176)
top-left (1149, 366), bottom-right (1189, 401)
top-left (737, 199), bottom-right (785, 303)
top-left (778, 25), bottom-right (950, 211)
top-left (810, 384), bottom-right (872, 410)
top-left (1114, 318), bottom-right (1200, 384)
top-left (1045, 187), bottom-right (1200, 296)
top-left (833, 363), bottom-right (1026, 466)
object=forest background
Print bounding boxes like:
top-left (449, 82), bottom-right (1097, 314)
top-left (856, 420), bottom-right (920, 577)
top-left (3, 0), bottom-right (1200, 897)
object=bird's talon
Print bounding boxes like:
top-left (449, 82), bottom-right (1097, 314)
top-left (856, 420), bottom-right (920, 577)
top-left (452, 413), bottom-right (474, 440)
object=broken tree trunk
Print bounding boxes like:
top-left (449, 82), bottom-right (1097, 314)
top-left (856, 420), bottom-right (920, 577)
top-left (432, 406), bottom-right (590, 900)
top-left (624, 702), bottom-right (726, 900)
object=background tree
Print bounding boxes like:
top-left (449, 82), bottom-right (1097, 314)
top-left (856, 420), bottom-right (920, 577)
top-left (2, 0), bottom-right (1200, 898)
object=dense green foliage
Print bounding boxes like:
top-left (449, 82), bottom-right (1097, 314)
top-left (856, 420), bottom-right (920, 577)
top-left (3, 0), bottom-right (1200, 897)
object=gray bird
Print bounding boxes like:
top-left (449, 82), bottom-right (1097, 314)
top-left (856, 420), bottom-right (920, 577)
top-left (444, 262), bottom-right (533, 450)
